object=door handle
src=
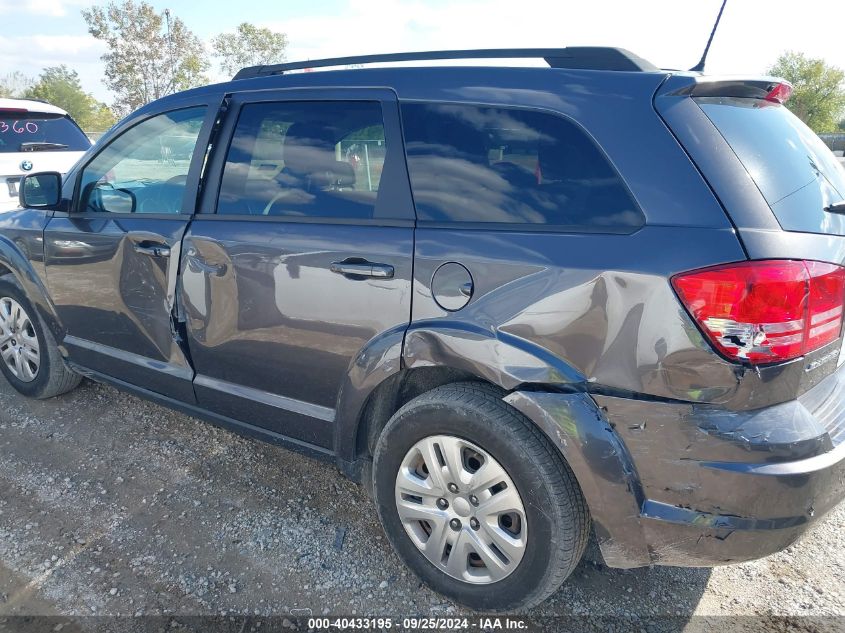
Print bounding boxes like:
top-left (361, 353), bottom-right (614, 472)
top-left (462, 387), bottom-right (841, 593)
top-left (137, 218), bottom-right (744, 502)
top-left (330, 260), bottom-right (394, 279)
top-left (134, 241), bottom-right (171, 258)
top-left (187, 256), bottom-right (227, 277)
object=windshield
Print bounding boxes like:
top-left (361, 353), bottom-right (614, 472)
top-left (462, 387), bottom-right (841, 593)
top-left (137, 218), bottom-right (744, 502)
top-left (696, 96), bottom-right (845, 236)
top-left (0, 112), bottom-right (91, 153)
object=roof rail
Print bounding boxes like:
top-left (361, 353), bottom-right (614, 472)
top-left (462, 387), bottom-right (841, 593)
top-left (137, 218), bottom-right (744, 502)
top-left (232, 47), bottom-right (658, 80)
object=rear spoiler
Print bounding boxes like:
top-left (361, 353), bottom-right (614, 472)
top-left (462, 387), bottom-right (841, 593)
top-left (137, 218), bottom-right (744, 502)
top-left (657, 75), bottom-right (793, 103)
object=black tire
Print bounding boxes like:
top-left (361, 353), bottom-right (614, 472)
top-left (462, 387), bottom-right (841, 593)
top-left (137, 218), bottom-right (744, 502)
top-left (372, 382), bottom-right (589, 611)
top-left (0, 276), bottom-right (81, 399)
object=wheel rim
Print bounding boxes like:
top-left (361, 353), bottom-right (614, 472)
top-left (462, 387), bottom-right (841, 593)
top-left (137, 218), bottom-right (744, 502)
top-left (394, 434), bottom-right (527, 584)
top-left (0, 297), bottom-right (40, 383)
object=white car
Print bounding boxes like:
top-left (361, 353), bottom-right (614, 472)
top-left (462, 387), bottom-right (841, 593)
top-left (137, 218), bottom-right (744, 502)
top-left (0, 98), bottom-right (91, 212)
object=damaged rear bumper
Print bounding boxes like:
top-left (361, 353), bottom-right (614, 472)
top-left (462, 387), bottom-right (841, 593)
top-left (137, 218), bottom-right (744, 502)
top-left (505, 365), bottom-right (845, 569)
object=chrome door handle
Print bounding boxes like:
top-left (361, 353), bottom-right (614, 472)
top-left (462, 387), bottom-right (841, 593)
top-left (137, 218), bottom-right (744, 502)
top-left (330, 261), bottom-right (394, 279)
top-left (134, 241), bottom-right (171, 258)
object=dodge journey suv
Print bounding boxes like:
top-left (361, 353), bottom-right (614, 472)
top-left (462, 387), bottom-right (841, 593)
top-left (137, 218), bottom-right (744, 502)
top-left (2, 48), bottom-right (844, 610)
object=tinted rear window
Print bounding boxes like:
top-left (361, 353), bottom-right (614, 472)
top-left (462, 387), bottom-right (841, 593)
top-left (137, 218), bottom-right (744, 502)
top-left (696, 97), bottom-right (845, 236)
top-left (0, 112), bottom-right (90, 153)
top-left (400, 103), bottom-right (643, 231)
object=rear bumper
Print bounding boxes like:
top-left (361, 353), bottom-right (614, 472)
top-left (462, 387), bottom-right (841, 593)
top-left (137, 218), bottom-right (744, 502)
top-left (635, 441), bottom-right (845, 566)
top-left (505, 364), bottom-right (845, 569)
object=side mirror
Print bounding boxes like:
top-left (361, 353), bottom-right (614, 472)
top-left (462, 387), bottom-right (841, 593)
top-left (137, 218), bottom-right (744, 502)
top-left (80, 180), bottom-right (136, 214)
top-left (20, 172), bottom-right (62, 209)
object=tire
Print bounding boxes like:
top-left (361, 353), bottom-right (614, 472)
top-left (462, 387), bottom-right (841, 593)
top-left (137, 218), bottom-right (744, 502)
top-left (372, 382), bottom-right (589, 611)
top-left (0, 276), bottom-right (81, 399)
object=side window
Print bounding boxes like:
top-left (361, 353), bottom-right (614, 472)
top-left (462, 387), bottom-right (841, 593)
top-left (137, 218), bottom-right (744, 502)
top-left (217, 101), bottom-right (386, 219)
top-left (400, 103), bottom-right (644, 230)
top-left (78, 107), bottom-right (207, 214)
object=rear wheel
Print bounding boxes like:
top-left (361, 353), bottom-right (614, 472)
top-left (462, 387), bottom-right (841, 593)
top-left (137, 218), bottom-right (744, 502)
top-left (0, 277), bottom-right (80, 399)
top-left (372, 382), bottom-right (589, 611)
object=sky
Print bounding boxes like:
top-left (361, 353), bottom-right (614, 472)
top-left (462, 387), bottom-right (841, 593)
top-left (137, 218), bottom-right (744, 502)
top-left (2, 0), bottom-right (845, 105)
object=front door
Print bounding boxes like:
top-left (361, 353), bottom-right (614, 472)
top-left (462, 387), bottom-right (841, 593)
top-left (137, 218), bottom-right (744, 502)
top-left (181, 89), bottom-right (415, 449)
top-left (44, 104), bottom-right (215, 401)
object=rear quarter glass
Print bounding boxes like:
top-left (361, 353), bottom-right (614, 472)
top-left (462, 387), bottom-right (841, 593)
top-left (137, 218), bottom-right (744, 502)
top-left (695, 96), bottom-right (845, 236)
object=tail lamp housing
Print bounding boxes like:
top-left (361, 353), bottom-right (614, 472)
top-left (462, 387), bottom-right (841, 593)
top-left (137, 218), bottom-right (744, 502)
top-left (672, 260), bottom-right (845, 365)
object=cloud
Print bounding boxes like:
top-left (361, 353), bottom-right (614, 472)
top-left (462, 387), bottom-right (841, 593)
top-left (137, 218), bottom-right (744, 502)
top-left (0, 0), bottom-right (87, 17)
top-left (257, 0), bottom-right (845, 78)
top-left (0, 34), bottom-right (106, 100)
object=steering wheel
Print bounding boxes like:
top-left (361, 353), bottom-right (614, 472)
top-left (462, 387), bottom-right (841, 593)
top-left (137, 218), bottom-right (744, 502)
top-left (138, 174), bottom-right (188, 213)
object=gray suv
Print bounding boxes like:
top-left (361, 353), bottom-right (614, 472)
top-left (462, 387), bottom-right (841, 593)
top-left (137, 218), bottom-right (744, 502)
top-left (2, 48), bottom-right (845, 611)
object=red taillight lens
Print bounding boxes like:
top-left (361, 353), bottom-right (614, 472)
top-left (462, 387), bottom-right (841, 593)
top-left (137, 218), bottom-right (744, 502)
top-left (672, 260), bottom-right (845, 364)
top-left (765, 82), bottom-right (793, 104)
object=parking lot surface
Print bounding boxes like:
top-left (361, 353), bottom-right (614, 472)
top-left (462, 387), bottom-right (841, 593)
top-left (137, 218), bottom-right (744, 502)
top-left (0, 378), bottom-right (842, 631)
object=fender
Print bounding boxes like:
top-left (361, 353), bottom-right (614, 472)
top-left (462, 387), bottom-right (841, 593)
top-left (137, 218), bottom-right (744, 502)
top-left (334, 320), bottom-right (588, 465)
top-left (334, 320), bottom-right (650, 567)
top-left (0, 213), bottom-right (64, 344)
top-left (403, 320), bottom-right (586, 388)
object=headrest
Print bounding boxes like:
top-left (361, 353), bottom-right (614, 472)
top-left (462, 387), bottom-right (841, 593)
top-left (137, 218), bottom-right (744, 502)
top-left (308, 160), bottom-right (356, 189)
top-left (539, 134), bottom-right (603, 183)
top-left (283, 122), bottom-right (338, 175)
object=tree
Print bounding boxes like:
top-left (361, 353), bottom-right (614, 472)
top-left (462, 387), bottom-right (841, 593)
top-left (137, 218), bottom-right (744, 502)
top-left (82, 1), bottom-right (208, 116)
top-left (212, 22), bottom-right (287, 77)
top-left (24, 66), bottom-right (116, 132)
top-left (0, 72), bottom-right (34, 98)
top-left (768, 51), bottom-right (845, 133)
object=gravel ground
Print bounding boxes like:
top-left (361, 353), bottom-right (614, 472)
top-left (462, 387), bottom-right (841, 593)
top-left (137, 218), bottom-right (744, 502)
top-left (0, 378), bottom-right (842, 632)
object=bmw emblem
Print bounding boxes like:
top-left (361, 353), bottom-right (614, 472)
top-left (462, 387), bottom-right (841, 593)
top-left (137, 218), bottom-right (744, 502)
top-left (20, 160), bottom-right (33, 172)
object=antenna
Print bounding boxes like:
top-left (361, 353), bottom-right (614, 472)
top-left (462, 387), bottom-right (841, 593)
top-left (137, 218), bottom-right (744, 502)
top-left (690, 0), bottom-right (728, 72)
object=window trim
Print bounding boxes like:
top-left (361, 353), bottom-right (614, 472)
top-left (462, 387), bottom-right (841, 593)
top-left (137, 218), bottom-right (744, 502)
top-left (398, 98), bottom-right (645, 234)
top-left (198, 87), bottom-right (415, 223)
top-left (66, 101), bottom-right (217, 218)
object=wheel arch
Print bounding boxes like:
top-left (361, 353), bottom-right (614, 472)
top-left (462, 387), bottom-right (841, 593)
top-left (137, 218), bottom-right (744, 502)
top-left (0, 235), bottom-right (63, 342)
top-left (334, 322), bottom-right (651, 569)
top-left (334, 321), bottom-right (586, 475)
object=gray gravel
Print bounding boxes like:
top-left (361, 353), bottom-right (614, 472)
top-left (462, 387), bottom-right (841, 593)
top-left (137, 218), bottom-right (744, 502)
top-left (0, 378), bottom-right (842, 630)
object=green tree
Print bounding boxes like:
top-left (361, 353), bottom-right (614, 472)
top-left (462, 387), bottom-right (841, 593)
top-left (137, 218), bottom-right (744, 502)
top-left (768, 51), bottom-right (845, 133)
top-left (82, 1), bottom-right (209, 116)
top-left (0, 72), bottom-right (34, 98)
top-left (212, 22), bottom-right (287, 77)
top-left (23, 66), bottom-right (116, 133)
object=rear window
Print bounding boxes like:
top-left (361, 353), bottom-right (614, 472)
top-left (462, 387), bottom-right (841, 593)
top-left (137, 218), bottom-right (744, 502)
top-left (0, 112), bottom-right (90, 153)
top-left (696, 97), bottom-right (845, 236)
top-left (400, 103), bottom-right (643, 231)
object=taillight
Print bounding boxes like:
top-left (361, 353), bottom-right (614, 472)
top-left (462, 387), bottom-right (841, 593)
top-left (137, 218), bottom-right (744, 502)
top-left (764, 82), bottom-right (793, 104)
top-left (672, 260), bottom-right (845, 364)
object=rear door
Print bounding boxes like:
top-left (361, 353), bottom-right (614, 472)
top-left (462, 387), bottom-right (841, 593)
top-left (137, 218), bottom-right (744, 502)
top-left (182, 88), bottom-right (415, 449)
top-left (43, 101), bottom-right (216, 401)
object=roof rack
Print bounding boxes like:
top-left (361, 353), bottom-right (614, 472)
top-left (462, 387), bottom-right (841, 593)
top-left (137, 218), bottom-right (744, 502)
top-left (232, 47), bottom-right (658, 80)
